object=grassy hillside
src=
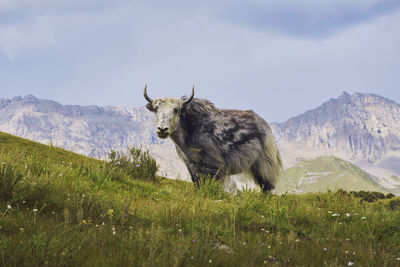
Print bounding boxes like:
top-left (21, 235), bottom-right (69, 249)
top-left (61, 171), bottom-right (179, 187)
top-left (1, 131), bottom-right (400, 266)
top-left (276, 156), bottom-right (385, 194)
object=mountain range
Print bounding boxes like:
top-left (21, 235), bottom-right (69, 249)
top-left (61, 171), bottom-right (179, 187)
top-left (0, 92), bottom-right (399, 194)
top-left (271, 92), bottom-right (400, 192)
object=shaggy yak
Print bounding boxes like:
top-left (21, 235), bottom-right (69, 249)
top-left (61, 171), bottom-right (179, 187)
top-left (144, 86), bottom-right (282, 192)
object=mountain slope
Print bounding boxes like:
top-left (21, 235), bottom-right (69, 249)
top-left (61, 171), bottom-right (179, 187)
top-left (0, 130), bottom-right (99, 165)
top-left (272, 92), bottom-right (400, 161)
top-left (271, 92), bottom-right (400, 187)
top-left (0, 94), bottom-right (164, 158)
top-left (275, 156), bottom-right (386, 194)
top-left (1, 132), bottom-right (399, 266)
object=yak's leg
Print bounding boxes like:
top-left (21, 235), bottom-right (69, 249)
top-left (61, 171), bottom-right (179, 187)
top-left (188, 163), bottom-right (224, 188)
top-left (251, 160), bottom-right (274, 192)
top-left (175, 144), bottom-right (224, 187)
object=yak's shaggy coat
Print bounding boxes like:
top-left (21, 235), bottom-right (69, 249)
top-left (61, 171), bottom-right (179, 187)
top-left (145, 89), bottom-right (282, 192)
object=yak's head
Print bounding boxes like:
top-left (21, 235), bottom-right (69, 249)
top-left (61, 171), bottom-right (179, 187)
top-left (144, 85), bottom-right (194, 139)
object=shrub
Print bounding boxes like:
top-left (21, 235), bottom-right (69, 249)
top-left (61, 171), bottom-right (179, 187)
top-left (386, 193), bottom-right (395, 199)
top-left (107, 147), bottom-right (158, 182)
top-left (388, 199), bottom-right (400, 210)
top-left (349, 190), bottom-right (389, 202)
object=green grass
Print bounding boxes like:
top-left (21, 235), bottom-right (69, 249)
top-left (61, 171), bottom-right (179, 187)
top-left (1, 131), bottom-right (400, 266)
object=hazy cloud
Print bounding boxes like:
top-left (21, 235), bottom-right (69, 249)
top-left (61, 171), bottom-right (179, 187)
top-left (139, 0), bottom-right (400, 37)
top-left (0, 16), bottom-right (57, 58)
top-left (220, 0), bottom-right (400, 37)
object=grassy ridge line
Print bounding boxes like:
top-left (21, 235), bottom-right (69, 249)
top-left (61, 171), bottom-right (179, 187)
top-left (0, 131), bottom-right (99, 165)
top-left (0, 132), bottom-right (400, 266)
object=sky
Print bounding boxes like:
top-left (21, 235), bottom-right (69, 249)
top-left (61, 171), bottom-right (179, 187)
top-left (1, 0), bottom-right (400, 122)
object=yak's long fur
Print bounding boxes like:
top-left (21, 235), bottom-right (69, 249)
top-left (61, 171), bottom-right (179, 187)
top-left (169, 98), bottom-right (282, 191)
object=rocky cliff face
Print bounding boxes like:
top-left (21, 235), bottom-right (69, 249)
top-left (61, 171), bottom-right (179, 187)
top-left (0, 95), bottom-right (167, 158)
top-left (272, 92), bottom-right (400, 161)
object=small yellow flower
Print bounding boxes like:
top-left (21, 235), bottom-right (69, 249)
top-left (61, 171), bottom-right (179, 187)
top-left (107, 209), bottom-right (114, 217)
top-left (82, 220), bottom-right (87, 224)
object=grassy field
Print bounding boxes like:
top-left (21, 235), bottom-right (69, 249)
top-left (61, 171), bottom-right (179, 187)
top-left (1, 131), bottom-right (400, 266)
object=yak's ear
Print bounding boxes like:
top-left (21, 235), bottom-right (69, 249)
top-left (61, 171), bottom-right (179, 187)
top-left (146, 103), bottom-right (156, 112)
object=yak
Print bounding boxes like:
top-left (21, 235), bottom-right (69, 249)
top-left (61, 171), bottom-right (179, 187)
top-left (144, 86), bottom-right (282, 192)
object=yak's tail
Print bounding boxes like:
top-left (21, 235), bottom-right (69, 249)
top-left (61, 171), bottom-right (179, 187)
top-left (251, 133), bottom-right (283, 192)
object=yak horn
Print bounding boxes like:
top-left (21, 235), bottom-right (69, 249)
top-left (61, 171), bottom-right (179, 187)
top-left (183, 85), bottom-right (195, 105)
top-left (143, 85), bottom-right (153, 103)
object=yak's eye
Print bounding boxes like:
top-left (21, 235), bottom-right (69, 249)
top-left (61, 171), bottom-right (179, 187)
top-left (173, 108), bottom-right (179, 114)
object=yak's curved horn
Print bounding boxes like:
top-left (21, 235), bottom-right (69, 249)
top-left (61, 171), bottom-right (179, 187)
top-left (183, 85), bottom-right (195, 105)
top-left (143, 85), bottom-right (153, 103)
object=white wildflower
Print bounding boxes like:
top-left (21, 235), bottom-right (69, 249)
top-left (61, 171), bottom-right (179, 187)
top-left (331, 213), bottom-right (338, 217)
top-left (33, 208), bottom-right (38, 213)
top-left (346, 213), bottom-right (350, 217)
top-left (348, 262), bottom-right (354, 266)
top-left (209, 259), bottom-right (212, 263)
top-left (7, 205), bottom-right (11, 209)
top-left (324, 248), bottom-right (327, 251)
top-left (361, 217), bottom-right (366, 220)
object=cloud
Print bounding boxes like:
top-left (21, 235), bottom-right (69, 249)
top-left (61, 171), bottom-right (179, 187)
top-left (0, 16), bottom-right (57, 58)
top-left (140, 0), bottom-right (400, 38)
top-left (0, 0), bottom-right (131, 58)
top-left (224, 0), bottom-right (400, 37)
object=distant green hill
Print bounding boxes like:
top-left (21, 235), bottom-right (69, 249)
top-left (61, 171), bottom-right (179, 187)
top-left (276, 156), bottom-right (385, 194)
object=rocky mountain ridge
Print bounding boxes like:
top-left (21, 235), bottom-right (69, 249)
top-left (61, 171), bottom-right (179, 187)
top-left (0, 94), bottom-right (166, 157)
top-left (270, 92), bottom-right (400, 190)
top-left (271, 92), bottom-right (400, 162)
